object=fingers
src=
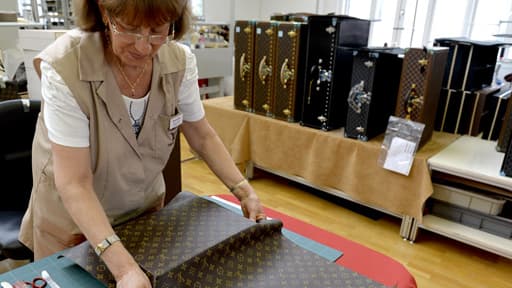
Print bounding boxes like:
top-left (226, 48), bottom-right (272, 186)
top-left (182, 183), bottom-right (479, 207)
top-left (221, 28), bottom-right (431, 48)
top-left (245, 205), bottom-right (266, 222)
top-left (240, 196), bottom-right (266, 222)
top-left (241, 205), bottom-right (249, 218)
top-left (255, 212), bottom-right (267, 223)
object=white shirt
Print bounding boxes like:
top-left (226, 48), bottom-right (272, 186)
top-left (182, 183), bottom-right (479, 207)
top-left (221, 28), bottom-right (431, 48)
top-left (40, 43), bottom-right (205, 147)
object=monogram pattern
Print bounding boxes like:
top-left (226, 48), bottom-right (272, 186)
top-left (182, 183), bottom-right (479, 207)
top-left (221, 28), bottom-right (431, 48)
top-left (272, 22), bottom-right (306, 122)
top-left (395, 49), bottom-right (429, 121)
top-left (65, 192), bottom-right (386, 288)
top-left (395, 47), bottom-right (448, 146)
top-left (234, 21), bottom-right (256, 112)
top-left (345, 48), bottom-right (403, 141)
top-left (345, 51), bottom-right (376, 141)
top-left (253, 21), bottom-right (277, 117)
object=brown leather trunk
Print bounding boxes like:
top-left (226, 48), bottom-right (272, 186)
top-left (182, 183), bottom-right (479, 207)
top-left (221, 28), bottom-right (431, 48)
top-left (252, 21), bottom-right (278, 117)
top-left (395, 47), bottom-right (448, 147)
top-left (272, 22), bottom-right (308, 122)
top-left (234, 20), bottom-right (257, 112)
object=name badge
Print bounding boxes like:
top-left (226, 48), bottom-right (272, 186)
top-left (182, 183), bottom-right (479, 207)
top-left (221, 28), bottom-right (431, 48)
top-left (170, 113), bottom-right (183, 130)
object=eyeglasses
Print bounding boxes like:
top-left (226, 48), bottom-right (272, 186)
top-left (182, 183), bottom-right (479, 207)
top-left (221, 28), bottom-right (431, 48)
top-left (108, 15), bottom-right (169, 45)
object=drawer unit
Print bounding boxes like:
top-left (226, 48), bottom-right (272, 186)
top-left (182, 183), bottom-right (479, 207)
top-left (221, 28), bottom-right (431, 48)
top-left (430, 200), bottom-right (512, 239)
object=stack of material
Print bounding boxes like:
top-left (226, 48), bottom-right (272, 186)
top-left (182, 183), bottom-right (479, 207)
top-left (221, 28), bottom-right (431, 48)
top-left (0, 11), bottom-right (17, 22)
top-left (433, 37), bottom-right (504, 137)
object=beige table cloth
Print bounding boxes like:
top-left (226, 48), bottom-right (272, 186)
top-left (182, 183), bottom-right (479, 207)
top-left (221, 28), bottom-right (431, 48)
top-left (204, 96), bottom-right (458, 221)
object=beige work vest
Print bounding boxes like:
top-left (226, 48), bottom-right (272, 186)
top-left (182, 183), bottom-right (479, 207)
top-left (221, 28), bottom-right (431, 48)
top-left (19, 30), bottom-right (186, 257)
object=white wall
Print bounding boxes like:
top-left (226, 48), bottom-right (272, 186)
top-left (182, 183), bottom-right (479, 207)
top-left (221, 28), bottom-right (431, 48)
top-left (203, 0), bottom-right (234, 22)
top-left (1, 0), bottom-right (18, 11)
top-left (233, 0), bottom-right (261, 21)
top-left (203, 0), bottom-right (343, 23)
top-left (318, 0), bottom-right (341, 14)
top-left (258, 0), bottom-right (317, 19)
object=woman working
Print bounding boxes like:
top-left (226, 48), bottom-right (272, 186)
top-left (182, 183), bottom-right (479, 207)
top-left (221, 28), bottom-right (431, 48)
top-left (19, 0), bottom-right (265, 287)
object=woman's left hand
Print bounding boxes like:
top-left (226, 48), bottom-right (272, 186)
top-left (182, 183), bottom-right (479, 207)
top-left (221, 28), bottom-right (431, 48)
top-left (240, 195), bottom-right (266, 222)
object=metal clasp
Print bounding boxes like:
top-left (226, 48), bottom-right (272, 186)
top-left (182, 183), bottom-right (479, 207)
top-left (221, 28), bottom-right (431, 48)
top-left (347, 81), bottom-right (372, 113)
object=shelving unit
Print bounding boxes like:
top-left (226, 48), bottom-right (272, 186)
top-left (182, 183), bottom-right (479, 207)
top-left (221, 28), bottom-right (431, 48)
top-left (185, 21), bottom-right (232, 98)
top-left (421, 214), bottom-right (512, 258)
top-left (192, 47), bottom-right (232, 98)
top-left (416, 136), bottom-right (512, 259)
top-left (41, 0), bottom-right (73, 29)
top-left (19, 0), bottom-right (73, 29)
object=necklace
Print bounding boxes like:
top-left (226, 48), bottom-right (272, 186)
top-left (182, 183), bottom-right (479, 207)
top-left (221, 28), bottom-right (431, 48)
top-left (116, 58), bottom-right (148, 97)
top-left (128, 99), bottom-right (147, 136)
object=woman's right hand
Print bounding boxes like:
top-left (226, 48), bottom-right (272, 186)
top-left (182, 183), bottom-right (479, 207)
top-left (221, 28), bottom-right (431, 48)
top-left (116, 266), bottom-right (152, 288)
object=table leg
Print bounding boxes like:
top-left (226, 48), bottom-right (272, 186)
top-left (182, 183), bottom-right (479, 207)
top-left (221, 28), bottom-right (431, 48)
top-left (245, 161), bottom-right (254, 179)
top-left (408, 217), bottom-right (419, 242)
top-left (400, 215), bottom-right (419, 242)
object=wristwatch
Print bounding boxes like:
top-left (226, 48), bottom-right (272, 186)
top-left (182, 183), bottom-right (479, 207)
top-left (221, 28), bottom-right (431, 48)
top-left (94, 234), bottom-right (121, 256)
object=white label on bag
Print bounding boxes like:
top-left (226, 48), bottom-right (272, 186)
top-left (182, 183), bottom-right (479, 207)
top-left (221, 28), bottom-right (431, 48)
top-left (383, 137), bottom-right (416, 176)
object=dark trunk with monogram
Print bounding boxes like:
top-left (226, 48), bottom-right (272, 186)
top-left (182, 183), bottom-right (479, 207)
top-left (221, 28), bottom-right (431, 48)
top-left (300, 15), bottom-right (370, 131)
top-left (272, 21), bottom-right (308, 122)
top-left (395, 47), bottom-right (448, 147)
top-left (435, 37), bottom-right (501, 92)
top-left (345, 47), bottom-right (403, 141)
top-left (253, 21), bottom-right (278, 117)
top-left (234, 20), bottom-right (256, 112)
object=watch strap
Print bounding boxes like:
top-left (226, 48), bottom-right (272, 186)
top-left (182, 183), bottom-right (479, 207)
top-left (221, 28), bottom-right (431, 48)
top-left (94, 234), bottom-right (121, 256)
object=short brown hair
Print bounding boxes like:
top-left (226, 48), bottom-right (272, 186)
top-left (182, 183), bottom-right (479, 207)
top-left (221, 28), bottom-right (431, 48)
top-left (73, 0), bottom-right (191, 40)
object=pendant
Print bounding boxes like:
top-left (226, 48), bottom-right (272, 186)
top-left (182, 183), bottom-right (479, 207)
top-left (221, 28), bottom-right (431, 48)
top-left (132, 119), bottom-right (141, 135)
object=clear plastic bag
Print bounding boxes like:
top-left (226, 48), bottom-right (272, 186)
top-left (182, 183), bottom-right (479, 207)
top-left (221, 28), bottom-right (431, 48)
top-left (378, 116), bottom-right (425, 176)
